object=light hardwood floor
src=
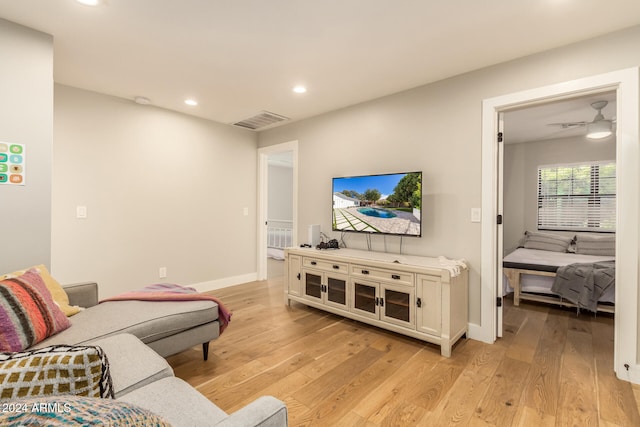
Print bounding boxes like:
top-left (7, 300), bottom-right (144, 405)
top-left (167, 277), bottom-right (640, 426)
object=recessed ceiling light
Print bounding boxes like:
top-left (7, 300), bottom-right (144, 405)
top-left (76, 0), bottom-right (101, 6)
top-left (184, 99), bottom-right (198, 106)
top-left (293, 86), bottom-right (307, 94)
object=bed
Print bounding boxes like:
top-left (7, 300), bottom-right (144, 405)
top-left (503, 231), bottom-right (616, 313)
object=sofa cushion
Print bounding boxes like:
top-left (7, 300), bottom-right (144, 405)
top-left (0, 344), bottom-right (113, 400)
top-left (0, 395), bottom-right (171, 426)
top-left (119, 376), bottom-right (229, 426)
top-left (0, 265), bottom-right (81, 317)
top-left (34, 299), bottom-right (218, 348)
top-left (0, 270), bottom-right (71, 352)
top-left (89, 334), bottom-right (174, 398)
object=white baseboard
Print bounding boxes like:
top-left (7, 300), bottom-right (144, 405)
top-left (616, 362), bottom-right (640, 385)
top-left (189, 272), bottom-right (258, 293)
top-left (467, 322), bottom-right (494, 344)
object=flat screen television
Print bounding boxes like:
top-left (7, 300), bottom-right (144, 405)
top-left (332, 171), bottom-right (422, 237)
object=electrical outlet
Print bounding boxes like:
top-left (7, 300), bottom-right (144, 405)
top-left (159, 267), bottom-right (167, 279)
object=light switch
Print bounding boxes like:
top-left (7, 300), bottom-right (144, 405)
top-left (76, 205), bottom-right (87, 219)
top-left (243, 207), bottom-right (249, 216)
top-left (471, 208), bottom-right (481, 223)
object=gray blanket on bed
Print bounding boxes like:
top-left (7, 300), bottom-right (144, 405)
top-left (551, 261), bottom-right (615, 312)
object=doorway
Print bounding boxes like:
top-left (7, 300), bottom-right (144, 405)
top-left (479, 68), bottom-right (639, 382)
top-left (257, 140), bottom-right (299, 281)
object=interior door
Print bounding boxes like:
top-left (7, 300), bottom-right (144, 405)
top-left (496, 112), bottom-right (504, 338)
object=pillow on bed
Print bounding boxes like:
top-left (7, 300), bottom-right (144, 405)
top-left (575, 234), bottom-right (615, 256)
top-left (523, 231), bottom-right (573, 252)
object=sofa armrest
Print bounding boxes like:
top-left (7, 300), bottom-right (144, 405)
top-left (63, 282), bottom-right (99, 308)
top-left (215, 396), bottom-right (288, 427)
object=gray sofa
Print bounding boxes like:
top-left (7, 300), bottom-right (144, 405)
top-left (21, 282), bottom-right (288, 427)
top-left (35, 282), bottom-right (219, 360)
top-left (93, 333), bottom-right (287, 426)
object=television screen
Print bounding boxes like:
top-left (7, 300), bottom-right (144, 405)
top-left (332, 172), bottom-right (422, 237)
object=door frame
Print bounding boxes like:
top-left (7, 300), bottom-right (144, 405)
top-left (478, 68), bottom-right (639, 382)
top-left (257, 140), bottom-right (299, 280)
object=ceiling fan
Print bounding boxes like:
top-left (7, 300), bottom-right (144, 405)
top-left (548, 100), bottom-right (614, 140)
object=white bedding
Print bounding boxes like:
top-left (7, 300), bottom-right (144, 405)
top-left (503, 248), bottom-right (615, 267)
top-left (503, 248), bottom-right (616, 303)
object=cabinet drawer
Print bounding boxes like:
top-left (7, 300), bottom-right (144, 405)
top-left (303, 257), bottom-right (348, 273)
top-left (351, 265), bottom-right (414, 286)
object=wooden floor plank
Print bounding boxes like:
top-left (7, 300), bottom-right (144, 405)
top-left (504, 309), bottom-right (547, 363)
top-left (511, 405), bottom-right (556, 427)
top-left (557, 329), bottom-right (599, 426)
top-left (471, 356), bottom-right (531, 426)
top-left (520, 310), bottom-right (567, 416)
top-left (427, 369), bottom-right (493, 426)
top-left (351, 348), bottom-right (441, 422)
top-left (296, 336), bottom-right (419, 426)
top-left (165, 277), bottom-right (640, 427)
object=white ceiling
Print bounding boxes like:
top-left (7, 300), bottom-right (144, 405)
top-left (504, 91), bottom-right (617, 144)
top-left (1, 0), bottom-right (640, 130)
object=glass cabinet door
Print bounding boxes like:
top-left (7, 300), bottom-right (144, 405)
top-left (384, 289), bottom-right (410, 322)
top-left (326, 276), bottom-right (347, 307)
top-left (381, 286), bottom-right (414, 328)
top-left (304, 272), bottom-right (322, 299)
top-left (352, 281), bottom-right (377, 318)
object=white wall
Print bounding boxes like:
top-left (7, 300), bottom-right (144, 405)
top-left (268, 164), bottom-right (293, 222)
top-left (258, 24), bottom-right (640, 327)
top-left (52, 85), bottom-right (258, 297)
top-left (0, 19), bottom-right (53, 273)
top-left (503, 135), bottom-right (617, 253)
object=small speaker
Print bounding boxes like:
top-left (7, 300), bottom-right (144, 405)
top-left (308, 224), bottom-right (321, 247)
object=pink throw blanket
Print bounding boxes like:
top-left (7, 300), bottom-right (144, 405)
top-left (100, 283), bottom-right (232, 333)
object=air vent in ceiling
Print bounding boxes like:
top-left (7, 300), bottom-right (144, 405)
top-left (232, 111), bottom-right (289, 130)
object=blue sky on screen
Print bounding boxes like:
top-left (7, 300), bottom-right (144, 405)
top-left (333, 173), bottom-right (408, 197)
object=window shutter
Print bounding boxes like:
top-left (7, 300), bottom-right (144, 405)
top-left (537, 161), bottom-right (616, 232)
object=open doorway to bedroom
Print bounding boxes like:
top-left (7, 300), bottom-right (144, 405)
top-left (498, 91), bottom-right (618, 370)
top-left (266, 151), bottom-right (294, 278)
top-left (480, 68), bottom-right (639, 383)
top-left (257, 140), bottom-right (298, 281)
top-left (501, 91), bottom-right (617, 310)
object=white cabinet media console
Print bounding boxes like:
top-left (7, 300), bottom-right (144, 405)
top-left (284, 247), bottom-right (468, 357)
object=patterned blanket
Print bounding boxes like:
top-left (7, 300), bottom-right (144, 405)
top-left (100, 283), bottom-right (232, 333)
top-left (550, 261), bottom-right (615, 312)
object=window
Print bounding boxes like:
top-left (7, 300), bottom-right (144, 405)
top-left (537, 161), bottom-right (616, 232)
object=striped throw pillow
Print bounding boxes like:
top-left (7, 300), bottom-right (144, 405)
top-left (0, 270), bottom-right (71, 352)
top-left (575, 234), bottom-right (615, 256)
top-left (523, 231), bottom-right (573, 253)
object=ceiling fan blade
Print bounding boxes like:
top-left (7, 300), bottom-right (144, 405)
top-left (547, 121), bottom-right (587, 128)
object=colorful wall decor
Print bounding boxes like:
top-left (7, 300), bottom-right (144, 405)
top-left (0, 142), bottom-right (26, 185)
